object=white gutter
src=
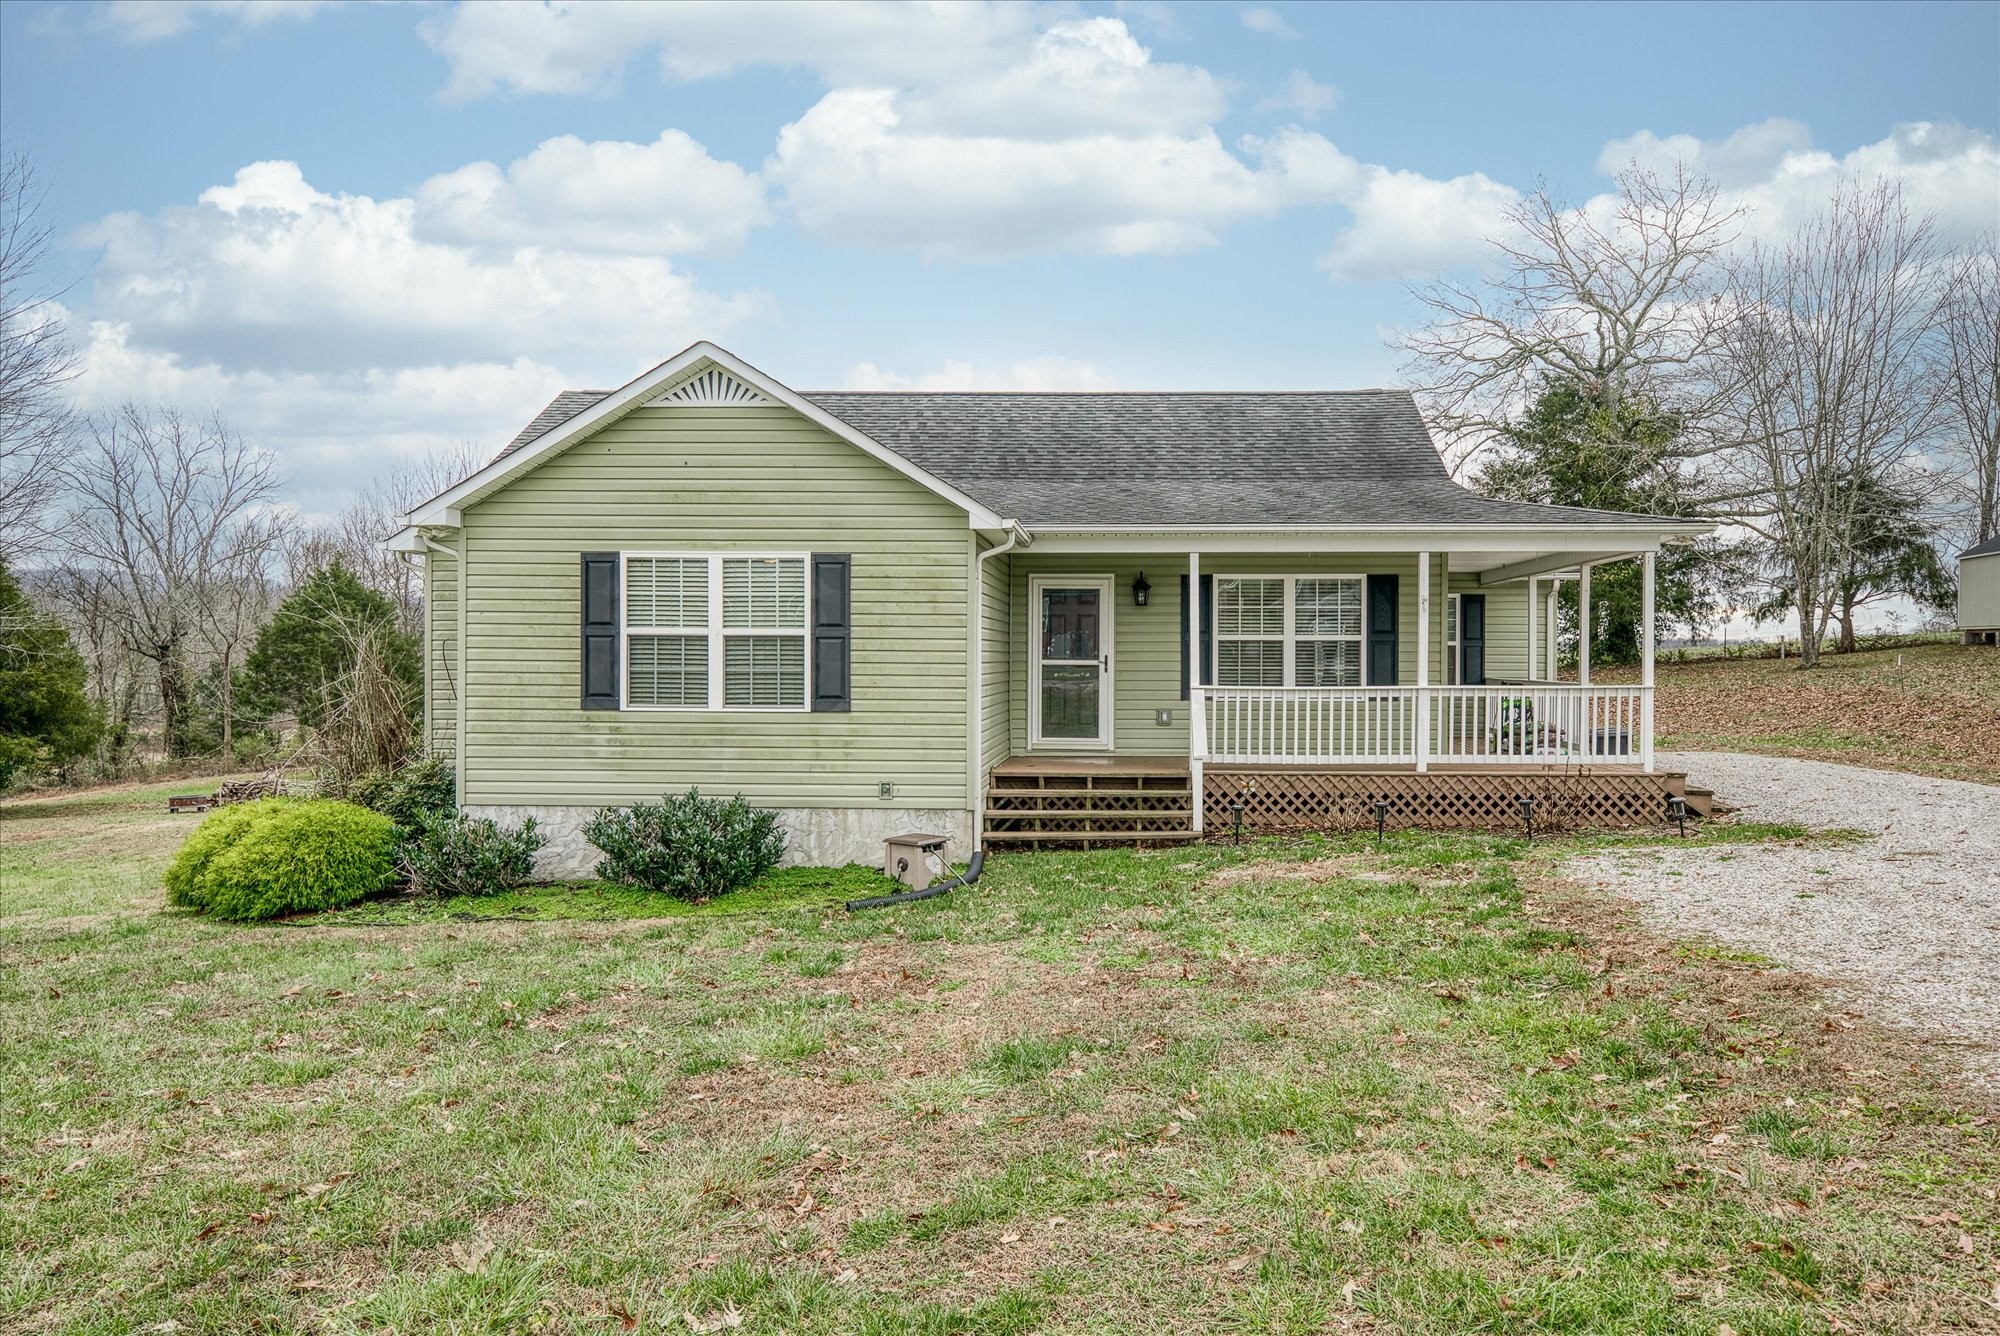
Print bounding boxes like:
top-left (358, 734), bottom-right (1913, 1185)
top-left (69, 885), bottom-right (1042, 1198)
top-left (968, 521), bottom-right (1030, 854)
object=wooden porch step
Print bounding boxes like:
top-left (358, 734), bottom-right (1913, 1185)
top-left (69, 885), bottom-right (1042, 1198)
top-left (982, 829), bottom-right (1203, 844)
top-left (984, 808), bottom-right (1191, 821)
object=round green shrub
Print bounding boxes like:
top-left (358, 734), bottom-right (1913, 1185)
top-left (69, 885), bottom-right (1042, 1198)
top-left (199, 799), bottom-right (399, 921)
top-left (163, 797), bottom-right (294, 909)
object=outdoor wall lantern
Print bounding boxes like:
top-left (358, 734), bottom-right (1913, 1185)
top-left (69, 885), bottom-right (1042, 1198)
top-left (1131, 571), bottom-right (1152, 607)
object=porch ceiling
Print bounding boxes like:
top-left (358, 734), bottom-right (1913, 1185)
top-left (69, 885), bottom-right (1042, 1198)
top-left (1014, 527), bottom-right (1691, 566)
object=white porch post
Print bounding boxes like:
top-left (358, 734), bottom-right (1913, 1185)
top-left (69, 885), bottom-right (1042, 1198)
top-left (1578, 563), bottom-right (1593, 687)
top-left (1526, 576), bottom-right (1538, 681)
top-left (1188, 550), bottom-right (1204, 833)
top-left (1641, 551), bottom-right (1657, 773)
top-left (1415, 550), bottom-right (1430, 772)
top-left (1546, 580), bottom-right (1560, 682)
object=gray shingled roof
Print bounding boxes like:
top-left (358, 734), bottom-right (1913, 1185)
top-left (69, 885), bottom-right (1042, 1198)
top-left (493, 387), bottom-right (1694, 529)
top-left (1965, 535), bottom-right (2000, 559)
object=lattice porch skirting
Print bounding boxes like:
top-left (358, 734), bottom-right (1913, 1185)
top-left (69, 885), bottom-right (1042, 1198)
top-left (1204, 765), bottom-right (1682, 835)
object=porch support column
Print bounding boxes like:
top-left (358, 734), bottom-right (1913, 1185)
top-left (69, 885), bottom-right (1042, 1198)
top-left (1415, 550), bottom-right (1430, 773)
top-left (1578, 563), bottom-right (1593, 687)
top-left (1188, 550), bottom-right (1204, 834)
top-left (1526, 576), bottom-right (1538, 681)
top-left (1641, 551), bottom-right (1657, 773)
top-left (1545, 580), bottom-right (1560, 683)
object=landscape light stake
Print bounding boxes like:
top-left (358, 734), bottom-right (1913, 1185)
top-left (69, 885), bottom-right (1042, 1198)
top-left (1373, 798), bottom-right (1389, 849)
top-left (1667, 794), bottom-right (1689, 838)
top-left (1518, 795), bottom-right (1535, 843)
top-left (1230, 797), bottom-right (1245, 846)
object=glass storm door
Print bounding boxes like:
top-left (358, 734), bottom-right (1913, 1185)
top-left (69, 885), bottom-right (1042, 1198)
top-left (1033, 578), bottom-right (1112, 748)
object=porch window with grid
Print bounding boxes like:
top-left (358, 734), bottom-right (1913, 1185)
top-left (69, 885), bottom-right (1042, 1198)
top-left (1214, 575), bottom-right (1364, 688)
top-left (625, 554), bottom-right (808, 709)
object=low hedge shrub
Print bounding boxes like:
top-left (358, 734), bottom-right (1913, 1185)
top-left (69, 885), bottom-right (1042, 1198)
top-left (583, 788), bottom-right (786, 900)
top-left (401, 812), bottom-right (546, 899)
top-left (164, 797), bottom-right (293, 910)
top-left (176, 799), bottom-right (399, 921)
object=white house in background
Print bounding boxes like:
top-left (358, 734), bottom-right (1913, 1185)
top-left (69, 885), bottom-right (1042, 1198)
top-left (1960, 536), bottom-right (2000, 645)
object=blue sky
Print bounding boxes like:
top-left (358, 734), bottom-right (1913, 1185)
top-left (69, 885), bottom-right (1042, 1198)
top-left (4, 0), bottom-right (1997, 521)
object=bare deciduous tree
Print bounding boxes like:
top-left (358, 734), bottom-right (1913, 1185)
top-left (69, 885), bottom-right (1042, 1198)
top-left (1934, 237), bottom-right (2000, 546)
top-left (1715, 181), bottom-right (1946, 668)
top-left (64, 406), bottom-right (283, 756)
top-left (284, 439), bottom-right (484, 635)
top-left (0, 149), bottom-right (81, 559)
top-left (1397, 162), bottom-right (1743, 472)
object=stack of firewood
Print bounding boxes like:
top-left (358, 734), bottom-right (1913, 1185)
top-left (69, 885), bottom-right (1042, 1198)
top-left (212, 768), bottom-right (290, 806)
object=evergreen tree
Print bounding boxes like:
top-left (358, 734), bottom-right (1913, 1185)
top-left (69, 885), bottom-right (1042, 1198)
top-left (0, 560), bottom-right (105, 786)
top-left (1474, 375), bottom-right (1730, 664)
top-left (240, 562), bottom-right (420, 729)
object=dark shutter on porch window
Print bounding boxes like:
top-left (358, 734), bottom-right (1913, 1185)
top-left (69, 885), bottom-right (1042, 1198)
top-left (1459, 592), bottom-right (1486, 686)
top-left (581, 552), bottom-right (620, 710)
top-left (1365, 573), bottom-right (1399, 685)
top-left (1179, 572), bottom-right (1213, 699)
top-left (811, 553), bottom-right (851, 712)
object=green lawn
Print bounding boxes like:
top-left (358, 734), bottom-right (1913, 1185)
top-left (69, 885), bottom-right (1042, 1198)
top-left (3, 779), bottom-right (1994, 1334)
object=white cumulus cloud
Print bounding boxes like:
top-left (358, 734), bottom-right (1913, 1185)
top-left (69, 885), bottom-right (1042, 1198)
top-left (1596, 118), bottom-right (2000, 245)
top-left (769, 93), bottom-right (1353, 258)
top-left (1318, 166), bottom-right (1520, 281)
top-left (78, 159), bottom-right (768, 375)
top-left (413, 130), bottom-right (769, 254)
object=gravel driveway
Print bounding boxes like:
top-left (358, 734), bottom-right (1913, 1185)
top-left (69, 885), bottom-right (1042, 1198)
top-left (1569, 751), bottom-right (2000, 1088)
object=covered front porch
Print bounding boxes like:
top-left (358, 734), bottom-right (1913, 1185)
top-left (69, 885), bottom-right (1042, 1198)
top-left (976, 525), bottom-right (1691, 844)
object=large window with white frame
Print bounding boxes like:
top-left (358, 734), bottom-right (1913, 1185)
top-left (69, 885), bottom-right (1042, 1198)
top-left (1214, 575), bottom-right (1365, 688)
top-left (624, 553), bottom-right (809, 710)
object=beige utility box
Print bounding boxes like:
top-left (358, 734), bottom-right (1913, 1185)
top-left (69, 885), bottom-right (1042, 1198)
top-left (883, 833), bottom-right (949, 890)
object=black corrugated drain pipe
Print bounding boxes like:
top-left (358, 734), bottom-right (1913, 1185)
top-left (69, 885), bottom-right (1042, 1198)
top-left (846, 849), bottom-right (985, 912)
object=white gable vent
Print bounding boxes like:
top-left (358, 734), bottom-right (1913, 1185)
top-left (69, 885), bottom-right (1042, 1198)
top-left (652, 367), bottom-right (770, 407)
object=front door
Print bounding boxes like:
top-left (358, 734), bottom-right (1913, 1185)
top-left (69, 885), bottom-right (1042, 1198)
top-left (1031, 577), bottom-right (1113, 749)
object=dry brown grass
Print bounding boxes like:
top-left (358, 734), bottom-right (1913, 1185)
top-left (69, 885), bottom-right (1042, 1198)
top-left (1601, 641), bottom-right (2000, 784)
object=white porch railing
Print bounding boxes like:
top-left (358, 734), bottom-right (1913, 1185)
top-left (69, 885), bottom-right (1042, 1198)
top-left (1203, 684), bottom-right (1653, 768)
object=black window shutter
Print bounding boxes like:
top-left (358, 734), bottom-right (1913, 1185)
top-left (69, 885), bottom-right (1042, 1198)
top-left (811, 553), bottom-right (851, 712)
top-left (1178, 573), bottom-right (1214, 699)
top-left (1460, 592), bottom-right (1487, 686)
top-left (580, 552), bottom-right (620, 710)
top-left (1365, 574), bottom-right (1399, 685)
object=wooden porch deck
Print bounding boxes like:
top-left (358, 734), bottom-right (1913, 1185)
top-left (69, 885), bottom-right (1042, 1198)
top-left (984, 755), bottom-right (1704, 847)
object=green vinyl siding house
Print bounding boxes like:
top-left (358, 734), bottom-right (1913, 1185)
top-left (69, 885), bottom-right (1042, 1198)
top-left (389, 342), bottom-right (1714, 877)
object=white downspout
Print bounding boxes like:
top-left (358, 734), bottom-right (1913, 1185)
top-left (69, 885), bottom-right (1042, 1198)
top-left (970, 522), bottom-right (1028, 854)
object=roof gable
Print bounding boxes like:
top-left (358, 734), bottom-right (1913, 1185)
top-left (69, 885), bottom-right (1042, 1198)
top-left (405, 343), bottom-right (1005, 530)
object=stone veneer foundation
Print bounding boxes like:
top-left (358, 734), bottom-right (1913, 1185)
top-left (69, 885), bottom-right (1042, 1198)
top-left (464, 805), bottom-right (975, 881)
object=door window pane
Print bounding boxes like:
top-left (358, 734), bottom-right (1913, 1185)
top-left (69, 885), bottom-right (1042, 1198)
top-left (1040, 664), bottom-right (1101, 738)
top-left (1040, 588), bottom-right (1100, 661)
